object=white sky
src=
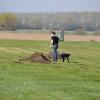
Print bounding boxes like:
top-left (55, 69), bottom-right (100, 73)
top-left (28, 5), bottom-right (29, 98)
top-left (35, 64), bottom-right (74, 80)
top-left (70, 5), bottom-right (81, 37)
top-left (0, 0), bottom-right (100, 12)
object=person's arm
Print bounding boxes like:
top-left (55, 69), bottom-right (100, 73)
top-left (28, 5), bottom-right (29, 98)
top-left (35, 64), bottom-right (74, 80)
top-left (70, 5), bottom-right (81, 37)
top-left (51, 36), bottom-right (53, 45)
top-left (51, 39), bottom-right (53, 45)
top-left (50, 37), bottom-right (53, 47)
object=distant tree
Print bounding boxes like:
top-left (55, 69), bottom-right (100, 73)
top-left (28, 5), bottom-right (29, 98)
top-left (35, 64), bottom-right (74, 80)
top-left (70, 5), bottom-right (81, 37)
top-left (0, 13), bottom-right (17, 31)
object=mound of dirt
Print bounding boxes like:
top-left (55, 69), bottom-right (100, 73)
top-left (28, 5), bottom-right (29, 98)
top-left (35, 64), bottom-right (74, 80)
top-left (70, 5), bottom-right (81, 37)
top-left (19, 53), bottom-right (51, 63)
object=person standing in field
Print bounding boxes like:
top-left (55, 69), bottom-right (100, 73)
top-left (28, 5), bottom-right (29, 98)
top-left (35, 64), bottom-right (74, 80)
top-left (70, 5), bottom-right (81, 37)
top-left (58, 30), bottom-right (64, 41)
top-left (60, 30), bottom-right (64, 41)
top-left (50, 31), bottom-right (59, 62)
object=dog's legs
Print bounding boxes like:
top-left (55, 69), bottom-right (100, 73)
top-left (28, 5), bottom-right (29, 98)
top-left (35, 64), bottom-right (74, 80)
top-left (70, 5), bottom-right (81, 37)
top-left (67, 57), bottom-right (70, 62)
top-left (62, 57), bottom-right (65, 62)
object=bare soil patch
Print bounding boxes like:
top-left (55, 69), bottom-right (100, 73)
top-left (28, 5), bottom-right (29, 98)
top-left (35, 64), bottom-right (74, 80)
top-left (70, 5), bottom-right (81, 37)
top-left (0, 32), bottom-right (100, 41)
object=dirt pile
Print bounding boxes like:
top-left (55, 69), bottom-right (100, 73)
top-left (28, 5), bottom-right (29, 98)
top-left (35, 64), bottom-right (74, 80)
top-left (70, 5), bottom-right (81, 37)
top-left (19, 53), bottom-right (51, 63)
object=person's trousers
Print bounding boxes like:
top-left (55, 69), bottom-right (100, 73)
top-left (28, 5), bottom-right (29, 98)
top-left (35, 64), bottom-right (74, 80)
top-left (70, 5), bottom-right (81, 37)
top-left (52, 44), bottom-right (58, 62)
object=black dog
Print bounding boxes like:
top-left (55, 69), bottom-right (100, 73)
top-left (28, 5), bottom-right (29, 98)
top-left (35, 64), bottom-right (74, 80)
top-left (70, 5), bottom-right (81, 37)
top-left (60, 53), bottom-right (71, 62)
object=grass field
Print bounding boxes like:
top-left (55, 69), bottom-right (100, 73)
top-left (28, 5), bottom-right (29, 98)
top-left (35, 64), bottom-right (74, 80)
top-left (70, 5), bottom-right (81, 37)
top-left (0, 40), bottom-right (100, 100)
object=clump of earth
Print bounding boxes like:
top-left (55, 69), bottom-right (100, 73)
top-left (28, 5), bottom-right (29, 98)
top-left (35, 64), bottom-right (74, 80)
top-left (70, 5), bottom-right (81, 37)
top-left (19, 52), bottom-right (52, 63)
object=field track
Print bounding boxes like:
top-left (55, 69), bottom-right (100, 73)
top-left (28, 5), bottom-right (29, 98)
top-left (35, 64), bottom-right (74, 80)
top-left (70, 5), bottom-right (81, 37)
top-left (0, 32), bottom-right (100, 41)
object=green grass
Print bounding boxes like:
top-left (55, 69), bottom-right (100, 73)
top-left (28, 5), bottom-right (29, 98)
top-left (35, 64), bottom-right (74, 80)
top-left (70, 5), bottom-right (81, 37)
top-left (0, 40), bottom-right (100, 100)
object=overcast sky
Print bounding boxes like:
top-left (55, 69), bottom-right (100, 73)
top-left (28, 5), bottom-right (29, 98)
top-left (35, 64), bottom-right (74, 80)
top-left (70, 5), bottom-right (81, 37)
top-left (0, 0), bottom-right (100, 12)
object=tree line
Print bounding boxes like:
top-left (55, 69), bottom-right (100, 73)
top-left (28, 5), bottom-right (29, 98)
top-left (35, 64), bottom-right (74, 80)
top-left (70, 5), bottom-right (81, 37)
top-left (0, 12), bottom-right (100, 31)
top-left (0, 13), bottom-right (16, 30)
